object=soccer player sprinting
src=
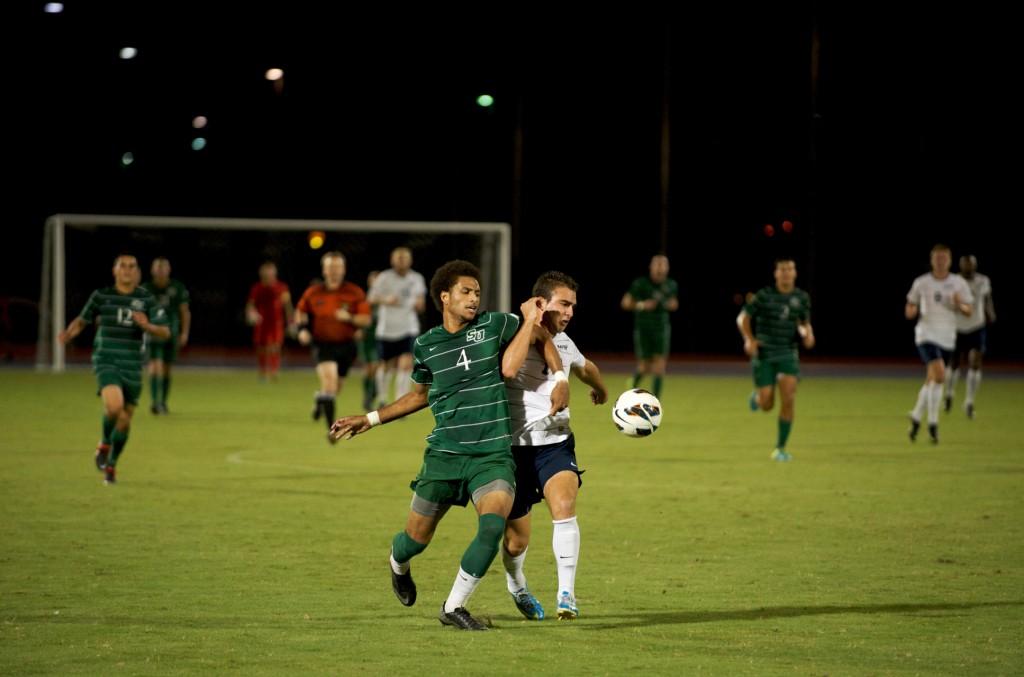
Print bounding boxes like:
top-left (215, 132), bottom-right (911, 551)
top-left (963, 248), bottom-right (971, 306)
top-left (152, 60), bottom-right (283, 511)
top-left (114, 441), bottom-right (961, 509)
top-left (245, 262), bottom-right (294, 381)
top-left (330, 260), bottom-right (568, 630)
top-left (736, 258), bottom-right (815, 461)
top-left (367, 247), bottom-right (427, 405)
top-left (905, 244), bottom-right (973, 444)
top-left (142, 257), bottom-right (190, 414)
top-left (59, 255), bottom-right (170, 484)
top-left (294, 251), bottom-right (371, 441)
top-left (944, 255), bottom-right (995, 418)
top-left (620, 255), bottom-right (678, 399)
top-left (501, 271), bottom-right (608, 621)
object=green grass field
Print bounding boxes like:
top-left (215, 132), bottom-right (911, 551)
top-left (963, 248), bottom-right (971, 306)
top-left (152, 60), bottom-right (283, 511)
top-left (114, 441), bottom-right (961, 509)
top-left (1, 368), bottom-right (1022, 675)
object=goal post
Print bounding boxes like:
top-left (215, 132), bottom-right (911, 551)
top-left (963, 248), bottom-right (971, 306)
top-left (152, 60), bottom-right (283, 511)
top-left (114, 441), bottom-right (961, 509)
top-left (38, 214), bottom-right (511, 372)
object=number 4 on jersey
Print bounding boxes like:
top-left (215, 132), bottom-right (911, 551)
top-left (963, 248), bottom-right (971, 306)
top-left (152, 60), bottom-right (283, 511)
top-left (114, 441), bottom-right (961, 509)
top-left (456, 349), bottom-right (472, 371)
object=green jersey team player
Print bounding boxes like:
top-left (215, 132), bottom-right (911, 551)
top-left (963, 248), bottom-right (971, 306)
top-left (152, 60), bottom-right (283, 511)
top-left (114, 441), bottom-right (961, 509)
top-left (330, 260), bottom-right (569, 631)
top-left (736, 258), bottom-right (815, 461)
top-left (59, 255), bottom-right (170, 484)
top-left (620, 254), bottom-right (678, 398)
top-left (141, 257), bottom-right (191, 414)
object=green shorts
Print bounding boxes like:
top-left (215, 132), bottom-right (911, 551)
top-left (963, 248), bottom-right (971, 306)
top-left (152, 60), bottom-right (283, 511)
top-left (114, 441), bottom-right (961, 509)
top-left (409, 448), bottom-right (516, 511)
top-left (148, 338), bottom-right (178, 364)
top-left (94, 364), bottom-right (142, 406)
top-left (752, 353), bottom-right (800, 388)
top-left (357, 335), bottom-right (378, 364)
top-left (633, 325), bottom-right (671, 360)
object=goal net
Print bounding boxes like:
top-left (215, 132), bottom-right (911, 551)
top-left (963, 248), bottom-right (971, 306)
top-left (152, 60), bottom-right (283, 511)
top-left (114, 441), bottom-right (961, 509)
top-left (38, 214), bottom-right (511, 371)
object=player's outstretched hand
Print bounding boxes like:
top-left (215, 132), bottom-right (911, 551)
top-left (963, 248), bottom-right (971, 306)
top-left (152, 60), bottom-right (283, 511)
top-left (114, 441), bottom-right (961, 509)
top-left (590, 386), bottom-right (608, 405)
top-left (329, 415), bottom-right (372, 442)
top-left (549, 380), bottom-right (570, 415)
top-left (743, 337), bottom-right (760, 358)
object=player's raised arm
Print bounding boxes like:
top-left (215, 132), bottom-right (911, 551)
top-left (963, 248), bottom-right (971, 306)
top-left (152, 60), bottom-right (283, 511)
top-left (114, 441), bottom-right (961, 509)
top-left (330, 382), bottom-right (430, 441)
top-left (500, 297), bottom-right (544, 379)
top-left (572, 359), bottom-right (608, 405)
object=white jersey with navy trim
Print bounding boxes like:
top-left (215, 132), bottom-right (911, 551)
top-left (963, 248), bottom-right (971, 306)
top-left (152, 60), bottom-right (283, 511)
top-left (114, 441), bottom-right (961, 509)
top-left (907, 273), bottom-right (973, 350)
top-left (506, 331), bottom-right (586, 446)
top-left (956, 273), bottom-right (991, 334)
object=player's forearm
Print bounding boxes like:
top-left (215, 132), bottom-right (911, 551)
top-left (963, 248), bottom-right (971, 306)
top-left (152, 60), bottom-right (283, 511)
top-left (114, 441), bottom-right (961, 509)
top-left (146, 324), bottom-right (171, 340)
top-left (737, 313), bottom-right (754, 341)
top-left (501, 324), bottom-right (538, 379)
top-left (575, 360), bottom-right (605, 391)
top-left (905, 303), bottom-right (918, 320)
top-left (985, 298), bottom-right (996, 323)
top-left (376, 390), bottom-right (429, 423)
top-left (179, 305), bottom-right (191, 336)
top-left (665, 297), bottom-right (679, 312)
top-left (61, 317), bottom-right (87, 342)
top-left (620, 294), bottom-right (635, 311)
top-left (352, 313), bottom-right (372, 328)
top-left (540, 333), bottom-right (563, 376)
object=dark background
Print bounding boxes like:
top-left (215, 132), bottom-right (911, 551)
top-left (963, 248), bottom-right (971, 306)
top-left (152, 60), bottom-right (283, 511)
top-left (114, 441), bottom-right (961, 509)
top-left (6, 4), bottom-right (1022, 359)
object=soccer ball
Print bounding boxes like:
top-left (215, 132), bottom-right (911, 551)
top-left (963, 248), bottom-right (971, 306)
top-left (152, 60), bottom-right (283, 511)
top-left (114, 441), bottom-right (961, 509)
top-left (611, 389), bottom-right (663, 437)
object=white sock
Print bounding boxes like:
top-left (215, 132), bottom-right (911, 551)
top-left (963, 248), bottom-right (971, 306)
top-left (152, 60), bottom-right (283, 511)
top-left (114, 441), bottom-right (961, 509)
top-left (444, 568), bottom-right (482, 613)
top-left (966, 368), bottom-right (981, 405)
top-left (926, 382), bottom-right (943, 425)
top-left (390, 551), bottom-right (409, 576)
top-left (502, 545), bottom-right (528, 593)
top-left (375, 367), bottom-right (392, 405)
top-left (944, 367), bottom-right (957, 402)
top-left (911, 385), bottom-right (928, 421)
top-left (395, 368), bottom-right (412, 399)
top-left (552, 516), bottom-right (580, 597)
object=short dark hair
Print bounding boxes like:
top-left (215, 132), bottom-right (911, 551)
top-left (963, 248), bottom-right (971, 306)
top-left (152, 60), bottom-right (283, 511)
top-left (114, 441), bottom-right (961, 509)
top-left (429, 260), bottom-right (481, 311)
top-left (774, 257), bottom-right (796, 268)
top-left (532, 271), bottom-right (578, 300)
top-left (931, 243), bottom-right (951, 254)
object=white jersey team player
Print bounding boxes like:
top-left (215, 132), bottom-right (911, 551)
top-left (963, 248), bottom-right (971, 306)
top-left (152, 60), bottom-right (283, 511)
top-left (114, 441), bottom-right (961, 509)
top-left (944, 255), bottom-right (996, 418)
top-left (367, 247), bottom-right (427, 406)
top-left (500, 271), bottom-right (608, 621)
top-left (905, 244), bottom-right (973, 444)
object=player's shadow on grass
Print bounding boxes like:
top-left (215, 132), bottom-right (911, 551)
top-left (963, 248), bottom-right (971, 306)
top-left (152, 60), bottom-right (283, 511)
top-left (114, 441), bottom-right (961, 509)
top-left (576, 600), bottom-right (1024, 630)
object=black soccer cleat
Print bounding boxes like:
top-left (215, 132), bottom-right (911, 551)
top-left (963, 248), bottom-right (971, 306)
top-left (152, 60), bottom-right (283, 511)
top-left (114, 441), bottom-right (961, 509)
top-left (928, 423), bottom-right (939, 445)
top-left (943, 396), bottom-right (952, 413)
top-left (103, 466), bottom-right (117, 485)
top-left (438, 604), bottom-right (488, 630)
top-left (95, 443), bottom-right (110, 471)
top-left (908, 417), bottom-right (921, 442)
top-left (312, 400), bottom-right (322, 421)
top-left (390, 561), bottom-right (417, 607)
top-left (966, 403), bottom-right (975, 420)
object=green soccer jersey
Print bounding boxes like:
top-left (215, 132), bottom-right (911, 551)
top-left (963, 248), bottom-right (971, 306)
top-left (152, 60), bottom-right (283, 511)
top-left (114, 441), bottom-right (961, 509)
top-left (78, 286), bottom-right (168, 371)
top-left (744, 286), bottom-right (811, 361)
top-left (629, 276), bottom-right (678, 332)
top-left (142, 279), bottom-right (190, 337)
top-left (411, 311), bottom-right (521, 456)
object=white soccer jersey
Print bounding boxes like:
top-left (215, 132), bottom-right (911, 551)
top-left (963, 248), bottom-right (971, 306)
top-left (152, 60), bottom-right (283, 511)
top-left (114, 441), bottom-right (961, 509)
top-left (956, 273), bottom-right (991, 333)
top-left (507, 331), bottom-right (586, 446)
top-left (370, 269), bottom-right (427, 340)
top-left (906, 273), bottom-right (974, 350)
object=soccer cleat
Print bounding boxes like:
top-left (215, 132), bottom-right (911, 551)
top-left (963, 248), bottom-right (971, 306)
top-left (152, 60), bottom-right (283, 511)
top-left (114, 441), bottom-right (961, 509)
top-left (157, 403), bottom-right (169, 415)
top-left (966, 403), bottom-right (975, 420)
top-left (556, 591), bottom-right (579, 620)
top-left (150, 404), bottom-right (160, 415)
top-left (439, 604), bottom-right (488, 630)
top-left (748, 390), bottom-right (759, 412)
top-left (312, 399), bottom-right (322, 421)
top-left (390, 560), bottom-right (417, 607)
top-left (908, 416), bottom-right (921, 442)
top-left (95, 443), bottom-right (110, 471)
top-left (944, 396), bottom-right (953, 413)
top-left (928, 424), bottom-right (939, 445)
top-left (770, 448), bottom-right (792, 462)
top-left (103, 466), bottom-right (117, 485)
top-left (510, 589), bottom-right (545, 620)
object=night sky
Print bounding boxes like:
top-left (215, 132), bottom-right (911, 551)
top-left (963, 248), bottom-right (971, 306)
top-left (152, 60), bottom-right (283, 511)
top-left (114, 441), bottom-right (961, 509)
top-left (8, 4), bottom-right (1022, 358)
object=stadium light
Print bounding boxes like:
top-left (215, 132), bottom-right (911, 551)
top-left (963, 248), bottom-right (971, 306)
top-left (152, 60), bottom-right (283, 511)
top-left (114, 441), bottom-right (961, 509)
top-left (119, 47), bottom-right (138, 60)
top-left (120, 152), bottom-right (135, 167)
top-left (265, 68), bottom-right (284, 81)
top-left (476, 94), bottom-right (495, 108)
top-left (192, 115), bottom-right (208, 129)
top-left (43, 2), bottom-right (63, 13)
top-left (308, 231), bottom-right (326, 250)
top-left (191, 137), bottom-right (207, 151)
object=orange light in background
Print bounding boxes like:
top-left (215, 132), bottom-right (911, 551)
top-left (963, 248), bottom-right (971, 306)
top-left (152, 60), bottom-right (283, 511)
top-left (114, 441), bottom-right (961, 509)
top-left (308, 231), bottom-right (326, 250)
top-left (764, 224), bottom-right (775, 237)
top-left (781, 220), bottom-right (794, 233)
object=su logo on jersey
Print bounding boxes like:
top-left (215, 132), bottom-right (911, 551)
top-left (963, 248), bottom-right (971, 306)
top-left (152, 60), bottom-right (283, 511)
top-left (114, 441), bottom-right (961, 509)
top-left (467, 329), bottom-right (486, 343)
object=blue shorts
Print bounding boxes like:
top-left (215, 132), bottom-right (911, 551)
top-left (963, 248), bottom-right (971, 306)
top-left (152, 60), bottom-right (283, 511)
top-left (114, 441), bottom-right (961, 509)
top-left (917, 342), bottom-right (952, 365)
top-left (954, 327), bottom-right (987, 358)
top-left (509, 434), bottom-right (583, 520)
top-left (377, 336), bottom-right (415, 362)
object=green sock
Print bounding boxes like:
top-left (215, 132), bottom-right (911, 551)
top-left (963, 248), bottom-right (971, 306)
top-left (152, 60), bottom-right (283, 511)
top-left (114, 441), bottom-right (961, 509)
top-left (631, 373), bottom-right (642, 388)
top-left (460, 513), bottom-right (506, 578)
top-left (777, 418), bottom-right (793, 450)
top-left (101, 416), bottom-right (116, 445)
top-left (150, 375), bottom-right (162, 405)
top-left (653, 376), bottom-right (663, 398)
top-left (109, 428), bottom-right (130, 466)
top-left (392, 531), bottom-right (428, 563)
top-left (162, 374), bottom-right (171, 405)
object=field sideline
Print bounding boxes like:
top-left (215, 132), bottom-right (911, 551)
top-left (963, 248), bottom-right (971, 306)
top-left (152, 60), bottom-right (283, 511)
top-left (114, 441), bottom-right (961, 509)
top-left (1, 369), bottom-right (1021, 675)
